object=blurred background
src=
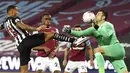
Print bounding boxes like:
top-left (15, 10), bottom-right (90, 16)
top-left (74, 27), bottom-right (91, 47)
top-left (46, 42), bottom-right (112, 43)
top-left (0, 0), bottom-right (130, 73)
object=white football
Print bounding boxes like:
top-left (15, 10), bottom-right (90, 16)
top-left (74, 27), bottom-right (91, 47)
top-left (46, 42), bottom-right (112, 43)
top-left (82, 11), bottom-right (95, 23)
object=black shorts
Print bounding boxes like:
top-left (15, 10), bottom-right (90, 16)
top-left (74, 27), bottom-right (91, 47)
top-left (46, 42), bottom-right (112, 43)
top-left (17, 33), bottom-right (45, 66)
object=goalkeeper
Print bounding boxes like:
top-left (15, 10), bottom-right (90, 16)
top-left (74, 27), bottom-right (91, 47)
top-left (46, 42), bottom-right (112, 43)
top-left (62, 10), bottom-right (128, 73)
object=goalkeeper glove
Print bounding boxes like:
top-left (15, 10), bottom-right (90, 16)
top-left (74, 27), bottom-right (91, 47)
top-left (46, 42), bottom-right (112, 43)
top-left (62, 25), bottom-right (71, 33)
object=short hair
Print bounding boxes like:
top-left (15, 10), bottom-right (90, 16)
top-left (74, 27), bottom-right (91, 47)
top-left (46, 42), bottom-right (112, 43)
top-left (7, 5), bottom-right (17, 13)
top-left (42, 12), bottom-right (51, 17)
top-left (74, 24), bottom-right (80, 28)
top-left (72, 24), bottom-right (81, 30)
top-left (98, 10), bottom-right (108, 20)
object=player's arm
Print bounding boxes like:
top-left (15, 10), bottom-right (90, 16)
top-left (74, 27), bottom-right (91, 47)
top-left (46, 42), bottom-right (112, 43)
top-left (86, 40), bottom-right (94, 62)
top-left (63, 43), bottom-right (71, 67)
top-left (87, 45), bottom-right (94, 62)
top-left (63, 47), bottom-right (70, 67)
top-left (32, 46), bottom-right (50, 53)
top-left (62, 25), bottom-right (99, 37)
top-left (48, 41), bottom-right (60, 58)
top-left (86, 40), bottom-right (94, 66)
top-left (54, 41), bottom-right (60, 53)
top-left (70, 27), bottom-right (97, 37)
top-left (64, 47), bottom-right (70, 61)
top-left (13, 16), bottom-right (41, 32)
top-left (16, 21), bottom-right (39, 32)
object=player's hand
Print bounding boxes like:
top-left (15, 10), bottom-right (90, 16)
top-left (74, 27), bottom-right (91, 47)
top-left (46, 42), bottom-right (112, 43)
top-left (43, 47), bottom-right (51, 55)
top-left (62, 25), bottom-right (71, 33)
top-left (90, 61), bottom-right (94, 67)
top-left (48, 51), bottom-right (56, 59)
top-left (37, 25), bottom-right (46, 31)
top-left (62, 60), bottom-right (67, 67)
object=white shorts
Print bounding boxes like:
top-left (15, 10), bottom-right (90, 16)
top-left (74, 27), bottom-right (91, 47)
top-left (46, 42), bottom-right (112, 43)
top-left (65, 60), bottom-right (88, 73)
top-left (35, 57), bottom-right (61, 73)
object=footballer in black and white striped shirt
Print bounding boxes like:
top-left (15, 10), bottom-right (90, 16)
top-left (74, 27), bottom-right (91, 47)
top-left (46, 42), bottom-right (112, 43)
top-left (0, 5), bottom-right (85, 73)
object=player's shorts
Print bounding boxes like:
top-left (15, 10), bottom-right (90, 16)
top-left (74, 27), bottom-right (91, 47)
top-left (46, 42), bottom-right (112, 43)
top-left (17, 33), bottom-right (45, 66)
top-left (35, 57), bottom-right (61, 72)
top-left (101, 43), bottom-right (127, 72)
top-left (65, 60), bottom-right (87, 73)
top-left (101, 43), bottom-right (125, 59)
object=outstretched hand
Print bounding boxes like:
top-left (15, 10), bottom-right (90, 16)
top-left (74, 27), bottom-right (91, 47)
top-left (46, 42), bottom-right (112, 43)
top-left (62, 25), bottom-right (71, 33)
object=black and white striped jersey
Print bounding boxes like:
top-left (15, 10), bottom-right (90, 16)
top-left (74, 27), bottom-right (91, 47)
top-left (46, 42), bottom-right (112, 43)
top-left (1, 16), bottom-right (29, 46)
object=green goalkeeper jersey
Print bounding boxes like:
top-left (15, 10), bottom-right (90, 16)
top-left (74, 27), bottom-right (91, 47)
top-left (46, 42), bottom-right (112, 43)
top-left (71, 21), bottom-right (119, 46)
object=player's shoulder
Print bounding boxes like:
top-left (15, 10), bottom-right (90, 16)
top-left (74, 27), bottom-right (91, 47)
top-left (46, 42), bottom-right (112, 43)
top-left (14, 16), bottom-right (20, 18)
top-left (7, 16), bottom-right (20, 19)
top-left (5, 16), bottom-right (21, 24)
top-left (13, 16), bottom-right (21, 23)
top-left (104, 21), bottom-right (113, 25)
top-left (8, 16), bottom-right (21, 21)
top-left (104, 21), bottom-right (114, 27)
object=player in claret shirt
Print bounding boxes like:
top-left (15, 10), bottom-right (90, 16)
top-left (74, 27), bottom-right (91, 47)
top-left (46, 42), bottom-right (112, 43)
top-left (62, 25), bottom-right (94, 73)
top-left (33, 12), bottom-right (61, 73)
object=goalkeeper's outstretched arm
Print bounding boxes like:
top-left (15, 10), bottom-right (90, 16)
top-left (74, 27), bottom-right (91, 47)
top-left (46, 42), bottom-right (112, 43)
top-left (70, 27), bottom-right (96, 37)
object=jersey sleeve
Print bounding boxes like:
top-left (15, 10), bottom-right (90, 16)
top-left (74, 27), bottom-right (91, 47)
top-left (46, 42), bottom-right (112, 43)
top-left (71, 27), bottom-right (96, 37)
top-left (13, 17), bottom-right (21, 24)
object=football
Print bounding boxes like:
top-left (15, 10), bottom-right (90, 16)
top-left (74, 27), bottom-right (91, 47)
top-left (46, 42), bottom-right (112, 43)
top-left (82, 11), bottom-right (95, 23)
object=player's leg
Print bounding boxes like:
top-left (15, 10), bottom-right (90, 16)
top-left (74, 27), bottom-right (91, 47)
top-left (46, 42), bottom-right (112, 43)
top-left (19, 52), bottom-right (30, 73)
top-left (94, 46), bottom-right (105, 73)
top-left (35, 57), bottom-right (48, 73)
top-left (99, 43), bottom-right (128, 73)
top-left (20, 50), bottom-right (31, 73)
top-left (18, 44), bottom-right (31, 73)
top-left (21, 65), bottom-right (28, 73)
top-left (64, 60), bottom-right (76, 73)
top-left (101, 43), bottom-right (125, 59)
top-left (43, 32), bottom-right (75, 43)
top-left (17, 34), bottom-right (47, 73)
top-left (101, 43), bottom-right (128, 73)
top-left (109, 58), bottom-right (128, 73)
top-left (43, 32), bottom-right (89, 45)
top-left (49, 57), bottom-right (61, 73)
top-left (18, 32), bottom-right (69, 73)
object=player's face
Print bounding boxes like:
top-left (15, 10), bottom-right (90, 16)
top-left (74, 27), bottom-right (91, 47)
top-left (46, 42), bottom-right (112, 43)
top-left (12, 7), bottom-right (19, 16)
top-left (96, 11), bottom-right (105, 22)
top-left (74, 27), bottom-right (81, 31)
top-left (42, 15), bottom-right (52, 26)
